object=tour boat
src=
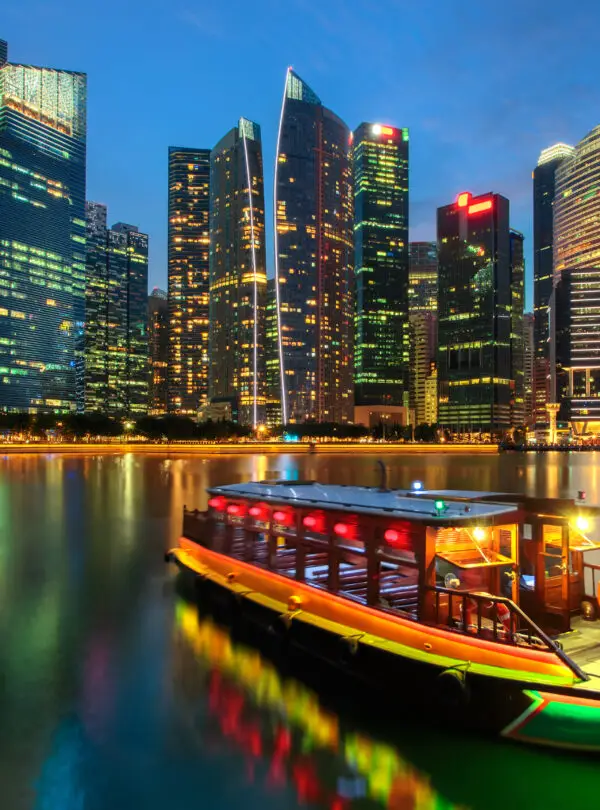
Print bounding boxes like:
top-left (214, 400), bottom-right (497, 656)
top-left (166, 479), bottom-right (600, 752)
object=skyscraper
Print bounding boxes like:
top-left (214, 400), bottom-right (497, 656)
top-left (408, 241), bottom-right (438, 425)
top-left (353, 122), bottom-right (409, 407)
top-left (510, 229), bottom-right (525, 427)
top-left (265, 277), bottom-right (280, 427)
top-left (85, 202), bottom-right (149, 415)
top-left (209, 118), bottom-right (267, 427)
top-left (533, 143), bottom-right (575, 423)
top-left (167, 147), bottom-right (210, 416)
top-left (148, 288), bottom-right (168, 415)
top-left (409, 314), bottom-right (437, 426)
top-left (0, 39), bottom-right (86, 412)
top-left (437, 192), bottom-right (512, 437)
top-left (274, 69), bottom-right (354, 424)
top-left (554, 126), bottom-right (600, 432)
top-left (409, 241), bottom-right (438, 315)
top-left (523, 312), bottom-right (534, 427)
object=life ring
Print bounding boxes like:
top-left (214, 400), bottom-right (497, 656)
top-left (495, 602), bottom-right (512, 635)
top-left (436, 668), bottom-right (470, 709)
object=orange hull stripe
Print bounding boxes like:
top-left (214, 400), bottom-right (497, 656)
top-left (178, 539), bottom-right (570, 681)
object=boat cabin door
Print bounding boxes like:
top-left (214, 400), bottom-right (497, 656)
top-left (537, 522), bottom-right (570, 633)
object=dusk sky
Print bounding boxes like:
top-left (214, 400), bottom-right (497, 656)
top-left (5, 0), bottom-right (600, 308)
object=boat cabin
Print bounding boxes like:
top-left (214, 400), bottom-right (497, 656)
top-left (183, 481), bottom-right (600, 644)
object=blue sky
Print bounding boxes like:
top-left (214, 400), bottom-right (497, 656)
top-left (4, 0), bottom-right (600, 308)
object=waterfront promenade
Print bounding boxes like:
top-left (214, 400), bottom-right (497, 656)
top-left (0, 441), bottom-right (498, 455)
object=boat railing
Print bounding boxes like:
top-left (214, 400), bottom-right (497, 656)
top-left (182, 507), bottom-right (209, 544)
top-left (423, 585), bottom-right (588, 682)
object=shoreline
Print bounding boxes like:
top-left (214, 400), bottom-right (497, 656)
top-left (0, 442), bottom-right (498, 456)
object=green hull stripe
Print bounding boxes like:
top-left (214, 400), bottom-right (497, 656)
top-left (510, 690), bottom-right (600, 750)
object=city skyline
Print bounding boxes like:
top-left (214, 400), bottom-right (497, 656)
top-left (4, 1), bottom-right (599, 306)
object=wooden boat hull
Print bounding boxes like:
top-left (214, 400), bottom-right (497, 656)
top-left (168, 538), bottom-right (600, 753)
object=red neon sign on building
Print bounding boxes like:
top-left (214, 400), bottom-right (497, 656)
top-left (455, 192), bottom-right (493, 215)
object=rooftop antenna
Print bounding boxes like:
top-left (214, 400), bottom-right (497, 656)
top-left (377, 460), bottom-right (388, 491)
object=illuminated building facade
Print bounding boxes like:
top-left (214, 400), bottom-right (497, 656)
top-left (85, 203), bottom-right (148, 415)
top-left (510, 229), bottom-right (525, 427)
top-left (0, 40), bottom-right (86, 412)
top-left (275, 69), bottom-right (354, 424)
top-left (265, 277), bottom-right (280, 427)
top-left (409, 241), bottom-right (438, 315)
top-left (353, 122), bottom-right (409, 406)
top-left (209, 118), bottom-right (266, 427)
top-left (424, 364), bottom-right (438, 426)
top-left (409, 313), bottom-right (437, 425)
top-left (533, 143), bottom-right (575, 423)
top-left (523, 312), bottom-right (534, 426)
top-left (148, 287), bottom-right (168, 414)
top-left (167, 147), bottom-right (210, 415)
top-left (408, 241), bottom-right (438, 424)
top-left (437, 192), bottom-right (512, 436)
top-left (554, 126), bottom-right (600, 432)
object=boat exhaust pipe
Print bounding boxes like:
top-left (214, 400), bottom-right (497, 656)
top-left (377, 459), bottom-right (388, 491)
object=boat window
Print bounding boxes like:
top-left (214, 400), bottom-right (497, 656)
top-left (435, 526), bottom-right (513, 569)
top-left (376, 557), bottom-right (418, 617)
top-left (301, 536), bottom-right (331, 590)
top-left (269, 533), bottom-right (298, 580)
top-left (335, 545), bottom-right (368, 605)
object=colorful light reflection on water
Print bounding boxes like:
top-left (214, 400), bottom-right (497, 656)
top-left (175, 601), bottom-right (461, 810)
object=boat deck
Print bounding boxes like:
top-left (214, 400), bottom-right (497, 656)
top-left (561, 618), bottom-right (600, 686)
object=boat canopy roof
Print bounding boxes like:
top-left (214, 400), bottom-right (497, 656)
top-left (207, 482), bottom-right (520, 525)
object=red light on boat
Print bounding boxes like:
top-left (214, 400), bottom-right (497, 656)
top-left (273, 510), bottom-right (288, 523)
top-left (303, 515), bottom-right (317, 529)
top-left (249, 506), bottom-right (262, 517)
top-left (384, 529), bottom-right (400, 544)
top-left (227, 504), bottom-right (241, 516)
top-left (208, 496), bottom-right (226, 511)
top-left (468, 199), bottom-right (493, 214)
top-left (334, 522), bottom-right (349, 536)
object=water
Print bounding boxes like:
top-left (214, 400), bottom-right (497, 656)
top-left (1, 450), bottom-right (599, 809)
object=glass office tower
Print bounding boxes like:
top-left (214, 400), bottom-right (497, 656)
top-left (409, 241), bottom-right (438, 425)
top-left (148, 287), bottom-right (168, 415)
top-left (409, 241), bottom-right (438, 315)
top-left (167, 147), bottom-right (210, 415)
top-left (85, 202), bottom-right (149, 415)
top-left (353, 122), bottom-right (409, 406)
top-left (265, 277), bottom-right (281, 427)
top-left (0, 40), bottom-right (86, 412)
top-left (437, 192), bottom-right (512, 437)
top-left (533, 143), bottom-right (575, 423)
top-left (510, 229), bottom-right (525, 427)
top-left (209, 118), bottom-right (267, 427)
top-left (554, 126), bottom-right (600, 433)
top-left (274, 69), bottom-right (354, 424)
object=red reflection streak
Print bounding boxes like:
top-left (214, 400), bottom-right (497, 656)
top-left (207, 671), bottom-right (346, 808)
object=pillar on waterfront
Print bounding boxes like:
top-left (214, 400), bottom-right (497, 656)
top-left (546, 402), bottom-right (560, 444)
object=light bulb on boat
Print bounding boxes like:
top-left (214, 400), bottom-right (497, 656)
top-left (473, 527), bottom-right (486, 541)
top-left (411, 480), bottom-right (423, 492)
top-left (575, 515), bottom-right (590, 532)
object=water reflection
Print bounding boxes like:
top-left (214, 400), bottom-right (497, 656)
top-left (1, 452), bottom-right (600, 810)
top-left (175, 600), bottom-right (460, 810)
